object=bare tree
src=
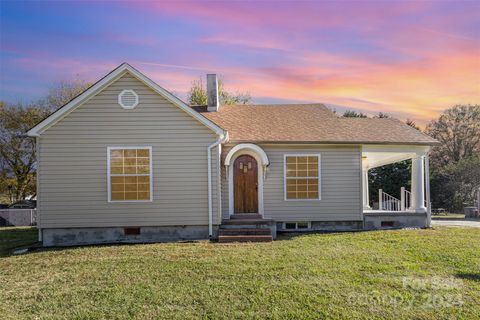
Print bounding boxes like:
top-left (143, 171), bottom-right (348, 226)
top-left (40, 79), bottom-right (91, 111)
top-left (342, 110), bottom-right (367, 118)
top-left (0, 103), bottom-right (48, 202)
top-left (406, 119), bottom-right (420, 130)
top-left (375, 112), bottom-right (391, 118)
top-left (187, 78), bottom-right (208, 106)
top-left (426, 105), bottom-right (480, 166)
top-left (0, 80), bottom-right (91, 203)
top-left (187, 77), bottom-right (251, 106)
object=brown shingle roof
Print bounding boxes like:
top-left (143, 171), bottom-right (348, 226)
top-left (193, 104), bottom-right (438, 145)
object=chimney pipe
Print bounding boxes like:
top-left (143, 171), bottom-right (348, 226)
top-left (207, 74), bottom-right (219, 112)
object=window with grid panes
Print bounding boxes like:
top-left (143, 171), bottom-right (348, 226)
top-left (108, 147), bottom-right (152, 201)
top-left (285, 155), bottom-right (320, 200)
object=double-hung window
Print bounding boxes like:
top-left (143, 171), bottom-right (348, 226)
top-left (284, 154), bottom-right (321, 200)
top-left (108, 147), bottom-right (152, 202)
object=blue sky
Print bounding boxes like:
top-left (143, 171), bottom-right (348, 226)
top-left (1, 1), bottom-right (479, 124)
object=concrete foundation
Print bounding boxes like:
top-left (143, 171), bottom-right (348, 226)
top-left (41, 213), bottom-right (429, 246)
top-left (277, 221), bottom-right (363, 232)
top-left (363, 212), bottom-right (427, 230)
top-left (42, 225), bottom-right (218, 247)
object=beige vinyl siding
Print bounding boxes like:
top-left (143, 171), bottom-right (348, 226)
top-left (38, 72), bottom-right (220, 228)
top-left (221, 144), bottom-right (362, 221)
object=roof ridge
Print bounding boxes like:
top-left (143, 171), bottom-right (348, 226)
top-left (220, 103), bottom-right (328, 107)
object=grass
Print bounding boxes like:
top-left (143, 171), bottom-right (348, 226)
top-left (0, 227), bottom-right (38, 256)
top-left (1, 227), bottom-right (479, 319)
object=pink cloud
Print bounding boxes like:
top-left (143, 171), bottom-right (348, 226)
top-left (3, 0), bottom-right (478, 127)
top-left (129, 1), bottom-right (430, 32)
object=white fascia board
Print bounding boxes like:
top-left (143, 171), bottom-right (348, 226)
top-left (362, 144), bottom-right (430, 154)
top-left (366, 154), bottom-right (415, 169)
top-left (362, 144), bottom-right (431, 169)
top-left (27, 63), bottom-right (225, 137)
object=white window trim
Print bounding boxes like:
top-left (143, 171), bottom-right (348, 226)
top-left (283, 154), bottom-right (322, 201)
top-left (118, 89), bottom-right (139, 109)
top-left (282, 221), bottom-right (312, 230)
top-left (107, 146), bottom-right (153, 203)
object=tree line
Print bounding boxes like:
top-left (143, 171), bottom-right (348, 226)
top-left (0, 78), bottom-right (478, 212)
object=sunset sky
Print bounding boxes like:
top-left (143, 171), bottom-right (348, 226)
top-left (1, 1), bottom-right (479, 124)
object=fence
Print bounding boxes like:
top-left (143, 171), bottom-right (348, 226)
top-left (0, 209), bottom-right (37, 226)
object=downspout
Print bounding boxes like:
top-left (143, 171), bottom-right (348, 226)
top-left (217, 143), bottom-right (223, 226)
top-left (36, 136), bottom-right (42, 242)
top-left (207, 132), bottom-right (228, 238)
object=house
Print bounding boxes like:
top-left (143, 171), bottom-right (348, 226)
top-left (27, 63), bottom-right (439, 246)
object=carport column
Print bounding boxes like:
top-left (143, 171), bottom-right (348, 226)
top-left (362, 160), bottom-right (371, 210)
top-left (425, 153), bottom-right (432, 227)
top-left (411, 154), bottom-right (427, 213)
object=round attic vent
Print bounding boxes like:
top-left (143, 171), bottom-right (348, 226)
top-left (118, 89), bottom-right (139, 109)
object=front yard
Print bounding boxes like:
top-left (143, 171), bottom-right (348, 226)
top-left (0, 227), bottom-right (479, 319)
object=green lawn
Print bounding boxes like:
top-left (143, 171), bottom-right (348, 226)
top-left (0, 227), bottom-right (479, 319)
top-left (0, 227), bottom-right (38, 256)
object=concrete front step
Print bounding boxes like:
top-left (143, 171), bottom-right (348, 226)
top-left (219, 228), bottom-right (272, 236)
top-left (220, 218), bottom-right (277, 240)
top-left (221, 218), bottom-right (275, 226)
top-left (230, 214), bottom-right (262, 220)
top-left (218, 234), bottom-right (273, 243)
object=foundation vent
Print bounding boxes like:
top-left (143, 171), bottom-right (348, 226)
top-left (381, 221), bottom-right (395, 227)
top-left (124, 227), bottom-right (141, 235)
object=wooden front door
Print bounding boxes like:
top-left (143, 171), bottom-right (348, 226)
top-left (233, 155), bottom-right (258, 213)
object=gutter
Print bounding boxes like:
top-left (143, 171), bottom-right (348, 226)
top-left (207, 131), bottom-right (228, 238)
top-left (228, 140), bottom-right (440, 146)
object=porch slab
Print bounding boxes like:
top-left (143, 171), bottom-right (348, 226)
top-left (363, 211), bottom-right (427, 230)
top-left (363, 210), bottom-right (425, 215)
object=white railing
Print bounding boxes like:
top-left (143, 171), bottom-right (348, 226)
top-left (401, 187), bottom-right (412, 211)
top-left (379, 187), bottom-right (428, 212)
top-left (0, 209), bottom-right (37, 226)
top-left (378, 189), bottom-right (401, 211)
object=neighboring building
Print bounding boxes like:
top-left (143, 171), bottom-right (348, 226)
top-left (9, 200), bottom-right (37, 209)
top-left (27, 63), bottom-right (439, 246)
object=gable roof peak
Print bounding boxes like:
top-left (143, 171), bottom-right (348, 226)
top-left (27, 63), bottom-right (225, 137)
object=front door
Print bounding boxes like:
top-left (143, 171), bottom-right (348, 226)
top-left (233, 155), bottom-right (258, 213)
